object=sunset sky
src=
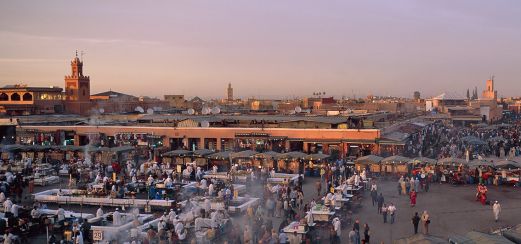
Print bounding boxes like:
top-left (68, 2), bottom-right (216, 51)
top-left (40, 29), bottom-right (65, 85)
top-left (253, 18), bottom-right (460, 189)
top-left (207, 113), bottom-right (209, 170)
top-left (1, 1), bottom-right (520, 99)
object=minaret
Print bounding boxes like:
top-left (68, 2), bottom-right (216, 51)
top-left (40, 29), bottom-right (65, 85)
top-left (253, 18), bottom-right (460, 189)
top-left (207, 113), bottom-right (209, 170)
top-left (64, 51), bottom-right (92, 115)
top-left (481, 77), bottom-right (497, 100)
top-left (227, 83), bottom-right (233, 101)
top-left (65, 51), bottom-right (90, 102)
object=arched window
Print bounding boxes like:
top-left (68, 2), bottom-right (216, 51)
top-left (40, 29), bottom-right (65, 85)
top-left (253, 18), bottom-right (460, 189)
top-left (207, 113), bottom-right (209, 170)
top-left (22, 92), bottom-right (33, 101)
top-left (11, 93), bottom-right (20, 101)
top-left (0, 93), bottom-right (8, 101)
top-left (82, 89), bottom-right (86, 97)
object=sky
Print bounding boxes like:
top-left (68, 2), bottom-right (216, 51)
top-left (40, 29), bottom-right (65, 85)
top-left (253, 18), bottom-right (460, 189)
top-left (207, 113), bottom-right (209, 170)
top-left (0, 1), bottom-right (520, 99)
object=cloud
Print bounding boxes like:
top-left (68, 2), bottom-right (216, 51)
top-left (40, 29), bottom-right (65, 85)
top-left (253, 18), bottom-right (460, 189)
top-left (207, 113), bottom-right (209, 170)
top-left (0, 30), bottom-right (163, 47)
top-left (0, 58), bottom-right (63, 63)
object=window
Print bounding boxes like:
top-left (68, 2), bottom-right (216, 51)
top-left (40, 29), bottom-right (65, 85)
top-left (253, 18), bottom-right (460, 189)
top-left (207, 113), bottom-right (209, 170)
top-left (22, 92), bottom-right (33, 101)
top-left (0, 93), bottom-right (8, 101)
top-left (11, 93), bottom-right (20, 101)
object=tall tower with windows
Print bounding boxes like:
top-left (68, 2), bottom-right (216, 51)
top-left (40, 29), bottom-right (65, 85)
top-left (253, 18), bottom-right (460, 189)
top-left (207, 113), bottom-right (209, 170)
top-left (227, 83), bottom-right (233, 101)
top-left (481, 77), bottom-right (497, 100)
top-left (64, 51), bottom-right (91, 114)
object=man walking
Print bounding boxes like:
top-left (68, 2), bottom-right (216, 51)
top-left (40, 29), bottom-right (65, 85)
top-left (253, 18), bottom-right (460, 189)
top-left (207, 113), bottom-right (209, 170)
top-left (371, 188), bottom-right (377, 206)
top-left (377, 193), bottom-right (385, 214)
top-left (493, 200), bottom-right (501, 222)
top-left (412, 212), bottom-right (420, 234)
top-left (388, 203), bottom-right (397, 224)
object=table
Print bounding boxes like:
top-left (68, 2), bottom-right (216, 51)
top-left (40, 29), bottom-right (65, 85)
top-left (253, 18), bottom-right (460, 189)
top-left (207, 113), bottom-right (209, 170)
top-left (282, 221), bottom-right (307, 242)
top-left (308, 205), bottom-right (334, 222)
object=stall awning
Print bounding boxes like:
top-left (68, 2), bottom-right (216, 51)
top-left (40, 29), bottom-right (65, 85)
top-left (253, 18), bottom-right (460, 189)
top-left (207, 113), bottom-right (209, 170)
top-left (207, 151), bottom-right (232, 160)
top-left (254, 151), bottom-right (281, 159)
top-left (231, 150), bottom-right (259, 158)
top-left (437, 157), bottom-right (468, 165)
top-left (355, 155), bottom-right (383, 165)
top-left (163, 149), bottom-right (191, 157)
top-left (408, 157), bottom-right (437, 165)
top-left (381, 155), bottom-right (410, 164)
top-left (304, 153), bottom-right (330, 161)
top-left (110, 145), bottom-right (135, 153)
top-left (192, 149), bottom-right (214, 157)
top-left (278, 151), bottom-right (307, 160)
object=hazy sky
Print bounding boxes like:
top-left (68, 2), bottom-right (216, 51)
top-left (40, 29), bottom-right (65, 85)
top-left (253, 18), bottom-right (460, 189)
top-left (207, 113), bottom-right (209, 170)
top-left (1, 1), bottom-right (520, 99)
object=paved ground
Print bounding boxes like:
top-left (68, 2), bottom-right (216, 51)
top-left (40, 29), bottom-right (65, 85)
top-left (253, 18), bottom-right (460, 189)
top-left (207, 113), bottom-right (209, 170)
top-left (25, 176), bottom-right (521, 243)
top-left (290, 177), bottom-right (521, 243)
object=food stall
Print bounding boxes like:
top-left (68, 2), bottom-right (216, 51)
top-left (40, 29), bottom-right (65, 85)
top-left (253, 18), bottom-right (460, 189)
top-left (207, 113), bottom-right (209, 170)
top-left (308, 204), bottom-right (334, 222)
top-left (354, 155), bottom-right (383, 173)
top-left (206, 151), bottom-right (232, 172)
top-left (277, 151), bottom-right (307, 175)
top-left (381, 155), bottom-right (410, 174)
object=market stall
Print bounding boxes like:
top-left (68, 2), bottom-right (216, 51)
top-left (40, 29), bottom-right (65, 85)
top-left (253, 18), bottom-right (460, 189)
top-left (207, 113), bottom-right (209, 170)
top-left (207, 151), bottom-right (232, 172)
top-left (277, 151), bottom-right (306, 174)
top-left (381, 155), bottom-right (410, 174)
top-left (354, 155), bottom-right (383, 173)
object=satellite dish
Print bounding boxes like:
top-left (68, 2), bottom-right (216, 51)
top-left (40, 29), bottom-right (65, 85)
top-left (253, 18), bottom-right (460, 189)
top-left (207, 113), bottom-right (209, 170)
top-left (211, 107), bottom-right (220, 114)
top-left (187, 108), bottom-right (195, 115)
top-left (146, 108), bottom-right (154, 115)
top-left (201, 120), bottom-right (210, 128)
top-left (202, 107), bottom-right (210, 115)
top-left (134, 106), bottom-right (144, 113)
top-left (99, 108), bottom-right (105, 114)
top-left (294, 106), bottom-right (302, 113)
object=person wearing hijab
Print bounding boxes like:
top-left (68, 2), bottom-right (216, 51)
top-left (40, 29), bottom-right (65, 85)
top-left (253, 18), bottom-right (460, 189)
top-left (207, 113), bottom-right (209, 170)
top-left (421, 210), bottom-right (430, 235)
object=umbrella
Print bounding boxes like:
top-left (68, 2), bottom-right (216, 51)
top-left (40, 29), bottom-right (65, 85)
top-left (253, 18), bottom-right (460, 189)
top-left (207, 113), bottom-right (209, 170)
top-left (437, 157), bottom-right (468, 165)
top-left (493, 160), bottom-right (521, 169)
top-left (503, 224), bottom-right (521, 243)
top-left (408, 157), bottom-right (437, 165)
top-left (163, 149), bottom-right (191, 157)
top-left (354, 155), bottom-right (383, 165)
top-left (448, 231), bottom-right (514, 244)
top-left (230, 150), bottom-right (258, 158)
top-left (461, 136), bottom-right (486, 145)
top-left (304, 153), bottom-right (330, 161)
top-left (192, 149), bottom-right (214, 157)
top-left (207, 151), bottom-right (232, 160)
top-left (254, 151), bottom-right (281, 159)
top-left (394, 233), bottom-right (446, 244)
top-left (382, 155), bottom-right (411, 164)
top-left (278, 151), bottom-right (308, 160)
top-left (468, 159), bottom-right (494, 168)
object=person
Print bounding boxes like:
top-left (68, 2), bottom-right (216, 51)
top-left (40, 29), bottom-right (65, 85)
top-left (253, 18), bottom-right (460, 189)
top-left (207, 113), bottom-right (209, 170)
top-left (412, 212), bottom-right (420, 234)
top-left (316, 181), bottom-right (322, 196)
top-left (388, 203), bottom-right (397, 224)
top-left (410, 189), bottom-right (417, 207)
top-left (113, 208), bottom-right (121, 226)
top-left (370, 188), bottom-right (377, 206)
top-left (333, 217), bottom-right (341, 242)
top-left (96, 206), bottom-right (104, 218)
top-left (279, 230), bottom-right (288, 244)
top-left (10, 204), bottom-right (20, 218)
top-left (354, 219), bottom-right (361, 244)
top-left (363, 224), bottom-right (370, 244)
top-left (31, 206), bottom-right (41, 223)
top-left (3, 198), bottom-right (12, 214)
top-left (382, 203), bottom-right (388, 223)
top-left (349, 228), bottom-right (357, 244)
top-left (421, 210), bottom-right (430, 235)
top-left (493, 200), bottom-right (501, 222)
top-left (377, 193), bottom-right (384, 213)
top-left (56, 205), bottom-right (65, 223)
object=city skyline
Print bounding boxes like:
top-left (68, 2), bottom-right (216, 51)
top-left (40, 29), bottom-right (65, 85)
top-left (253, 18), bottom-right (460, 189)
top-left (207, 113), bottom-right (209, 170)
top-left (1, 1), bottom-right (521, 99)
